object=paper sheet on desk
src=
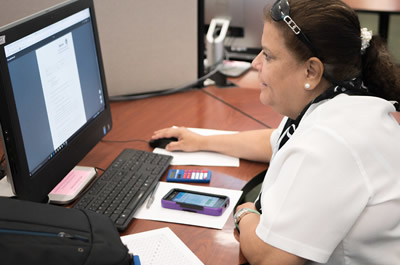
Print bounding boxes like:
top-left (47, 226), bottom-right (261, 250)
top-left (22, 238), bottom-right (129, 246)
top-left (121, 227), bottom-right (204, 265)
top-left (153, 127), bottom-right (240, 167)
top-left (133, 182), bottom-right (242, 229)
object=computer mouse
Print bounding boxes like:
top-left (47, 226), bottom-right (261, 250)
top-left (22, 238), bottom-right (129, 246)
top-left (149, 137), bottom-right (178, 149)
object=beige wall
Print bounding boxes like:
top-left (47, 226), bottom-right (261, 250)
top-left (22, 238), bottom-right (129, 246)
top-left (1, 0), bottom-right (200, 97)
top-left (0, 0), bottom-right (67, 27)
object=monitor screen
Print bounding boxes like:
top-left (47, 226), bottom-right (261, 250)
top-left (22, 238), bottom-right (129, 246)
top-left (0, 0), bottom-right (112, 202)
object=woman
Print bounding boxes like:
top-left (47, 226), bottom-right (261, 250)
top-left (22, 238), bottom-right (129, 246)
top-left (152, 0), bottom-right (400, 264)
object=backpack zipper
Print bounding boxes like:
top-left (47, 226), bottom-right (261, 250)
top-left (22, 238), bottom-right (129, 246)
top-left (0, 228), bottom-right (89, 242)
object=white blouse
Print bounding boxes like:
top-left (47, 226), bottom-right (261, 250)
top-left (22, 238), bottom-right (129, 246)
top-left (255, 95), bottom-right (400, 264)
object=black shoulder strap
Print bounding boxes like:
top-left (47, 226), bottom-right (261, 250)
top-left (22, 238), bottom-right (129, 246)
top-left (234, 169), bottom-right (267, 212)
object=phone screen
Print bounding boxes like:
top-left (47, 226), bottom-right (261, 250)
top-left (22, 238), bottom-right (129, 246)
top-left (172, 191), bottom-right (222, 208)
top-left (162, 188), bottom-right (229, 216)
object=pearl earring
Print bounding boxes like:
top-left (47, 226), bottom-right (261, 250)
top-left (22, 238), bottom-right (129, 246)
top-left (304, 83), bottom-right (311, 89)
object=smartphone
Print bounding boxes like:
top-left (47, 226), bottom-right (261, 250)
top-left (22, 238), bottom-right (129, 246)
top-left (161, 188), bottom-right (230, 216)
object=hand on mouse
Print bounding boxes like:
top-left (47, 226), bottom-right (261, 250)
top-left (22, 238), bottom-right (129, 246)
top-left (151, 127), bottom-right (203, 152)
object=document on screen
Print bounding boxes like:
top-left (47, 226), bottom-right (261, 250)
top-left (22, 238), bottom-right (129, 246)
top-left (36, 33), bottom-right (86, 149)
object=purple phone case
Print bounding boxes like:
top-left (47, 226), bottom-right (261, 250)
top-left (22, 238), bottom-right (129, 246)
top-left (161, 196), bottom-right (230, 216)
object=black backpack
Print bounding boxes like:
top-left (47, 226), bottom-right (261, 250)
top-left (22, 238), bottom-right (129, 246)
top-left (0, 197), bottom-right (133, 265)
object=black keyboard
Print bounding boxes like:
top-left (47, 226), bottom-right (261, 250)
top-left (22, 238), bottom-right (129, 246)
top-left (73, 148), bottom-right (172, 231)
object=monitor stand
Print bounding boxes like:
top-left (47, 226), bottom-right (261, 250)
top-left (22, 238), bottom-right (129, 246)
top-left (0, 166), bottom-right (96, 205)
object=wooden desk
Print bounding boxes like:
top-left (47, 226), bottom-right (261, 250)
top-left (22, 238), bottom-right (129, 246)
top-left (78, 87), bottom-right (271, 264)
top-left (343, 0), bottom-right (400, 40)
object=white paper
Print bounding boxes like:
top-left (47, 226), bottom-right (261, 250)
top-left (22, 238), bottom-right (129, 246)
top-left (153, 128), bottom-right (239, 167)
top-left (121, 227), bottom-right (204, 265)
top-left (133, 182), bottom-right (242, 229)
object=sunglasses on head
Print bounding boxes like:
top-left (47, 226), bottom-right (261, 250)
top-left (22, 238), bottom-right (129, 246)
top-left (270, 0), bottom-right (318, 57)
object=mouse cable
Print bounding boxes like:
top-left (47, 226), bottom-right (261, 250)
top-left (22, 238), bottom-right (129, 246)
top-left (100, 139), bottom-right (149, 144)
top-left (95, 167), bottom-right (106, 173)
top-left (201, 89), bottom-right (272, 129)
top-left (108, 65), bottom-right (222, 102)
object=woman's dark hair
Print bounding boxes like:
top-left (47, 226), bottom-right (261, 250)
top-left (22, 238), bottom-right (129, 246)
top-left (264, 0), bottom-right (400, 103)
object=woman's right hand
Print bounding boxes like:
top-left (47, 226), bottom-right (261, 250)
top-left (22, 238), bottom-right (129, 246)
top-left (151, 126), bottom-right (203, 152)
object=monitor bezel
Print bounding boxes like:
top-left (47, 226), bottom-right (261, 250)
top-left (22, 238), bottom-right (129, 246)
top-left (0, 0), bottom-right (112, 202)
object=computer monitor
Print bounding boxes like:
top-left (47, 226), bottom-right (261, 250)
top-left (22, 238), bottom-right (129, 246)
top-left (204, 0), bottom-right (268, 61)
top-left (0, 0), bottom-right (112, 202)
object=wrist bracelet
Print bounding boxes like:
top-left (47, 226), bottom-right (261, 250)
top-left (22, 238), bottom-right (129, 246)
top-left (234, 208), bottom-right (260, 233)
